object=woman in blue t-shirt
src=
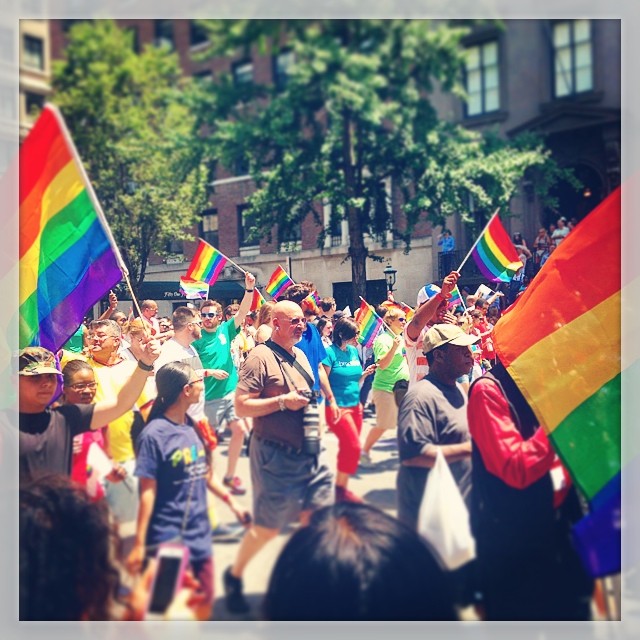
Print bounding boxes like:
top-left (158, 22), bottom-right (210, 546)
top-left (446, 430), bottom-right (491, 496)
top-left (127, 362), bottom-right (249, 620)
top-left (322, 318), bottom-right (376, 503)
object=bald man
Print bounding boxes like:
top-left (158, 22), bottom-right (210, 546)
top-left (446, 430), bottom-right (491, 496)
top-left (222, 301), bottom-right (334, 614)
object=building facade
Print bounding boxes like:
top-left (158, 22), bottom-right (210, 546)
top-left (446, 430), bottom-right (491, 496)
top-left (49, 19), bottom-right (621, 313)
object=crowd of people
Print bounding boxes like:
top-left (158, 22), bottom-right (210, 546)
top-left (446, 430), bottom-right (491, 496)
top-left (18, 260), bottom-right (594, 621)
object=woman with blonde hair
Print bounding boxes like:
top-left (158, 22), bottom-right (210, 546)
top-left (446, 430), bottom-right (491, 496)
top-left (360, 307), bottom-right (409, 467)
top-left (255, 300), bottom-right (276, 344)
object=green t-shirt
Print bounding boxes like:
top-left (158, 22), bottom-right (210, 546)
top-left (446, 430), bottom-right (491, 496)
top-left (192, 318), bottom-right (240, 400)
top-left (322, 344), bottom-right (363, 407)
top-left (371, 332), bottom-right (409, 392)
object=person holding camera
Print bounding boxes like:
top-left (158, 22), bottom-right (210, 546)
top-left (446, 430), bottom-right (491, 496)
top-left (223, 300), bottom-right (335, 615)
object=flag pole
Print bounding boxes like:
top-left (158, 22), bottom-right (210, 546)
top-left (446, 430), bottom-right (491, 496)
top-left (456, 208), bottom-right (500, 273)
top-left (223, 255), bottom-right (247, 276)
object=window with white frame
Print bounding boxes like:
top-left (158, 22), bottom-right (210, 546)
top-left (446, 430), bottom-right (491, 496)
top-left (274, 49), bottom-right (294, 89)
top-left (232, 59), bottom-right (253, 86)
top-left (200, 208), bottom-right (219, 248)
top-left (154, 20), bottom-right (174, 51)
top-left (238, 204), bottom-right (259, 248)
top-left (552, 19), bottom-right (593, 98)
top-left (23, 35), bottom-right (44, 71)
top-left (464, 40), bottom-right (499, 117)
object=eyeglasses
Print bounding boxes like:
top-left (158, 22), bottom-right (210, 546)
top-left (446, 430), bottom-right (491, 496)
top-left (186, 377), bottom-right (204, 387)
top-left (67, 381), bottom-right (97, 391)
top-left (286, 318), bottom-right (308, 327)
top-left (201, 312), bottom-right (218, 318)
top-left (396, 317), bottom-right (407, 324)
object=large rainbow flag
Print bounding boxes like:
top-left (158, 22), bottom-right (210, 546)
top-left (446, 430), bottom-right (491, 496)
top-left (492, 187), bottom-right (621, 576)
top-left (186, 239), bottom-right (228, 285)
top-left (19, 104), bottom-right (125, 351)
top-left (265, 265), bottom-right (294, 299)
top-left (471, 213), bottom-right (523, 282)
top-left (356, 300), bottom-right (385, 348)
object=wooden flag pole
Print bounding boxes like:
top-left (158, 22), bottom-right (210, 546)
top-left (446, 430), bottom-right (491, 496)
top-left (456, 208), bottom-right (500, 273)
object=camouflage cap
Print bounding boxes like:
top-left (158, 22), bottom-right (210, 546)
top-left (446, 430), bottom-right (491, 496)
top-left (18, 347), bottom-right (61, 376)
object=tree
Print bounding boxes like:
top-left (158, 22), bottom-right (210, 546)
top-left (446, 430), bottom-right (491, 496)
top-left (190, 19), bottom-right (574, 308)
top-left (52, 20), bottom-right (209, 300)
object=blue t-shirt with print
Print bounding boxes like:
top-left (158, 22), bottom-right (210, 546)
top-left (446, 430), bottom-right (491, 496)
top-left (192, 318), bottom-right (240, 400)
top-left (296, 322), bottom-right (327, 393)
top-left (322, 344), bottom-right (363, 407)
top-left (134, 417), bottom-right (212, 561)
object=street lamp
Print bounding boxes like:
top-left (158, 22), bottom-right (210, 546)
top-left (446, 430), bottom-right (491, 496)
top-left (383, 263), bottom-right (397, 293)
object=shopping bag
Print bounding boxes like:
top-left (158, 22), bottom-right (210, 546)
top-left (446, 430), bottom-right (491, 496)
top-left (417, 449), bottom-right (476, 570)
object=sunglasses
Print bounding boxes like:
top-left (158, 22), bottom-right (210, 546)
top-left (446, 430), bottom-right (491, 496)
top-left (396, 317), bottom-right (407, 323)
top-left (201, 312), bottom-right (218, 318)
top-left (286, 318), bottom-right (308, 327)
top-left (67, 381), bottom-right (97, 392)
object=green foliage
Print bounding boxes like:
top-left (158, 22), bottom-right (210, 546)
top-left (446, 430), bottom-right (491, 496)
top-left (189, 19), bottom-right (567, 303)
top-left (52, 20), bottom-right (209, 295)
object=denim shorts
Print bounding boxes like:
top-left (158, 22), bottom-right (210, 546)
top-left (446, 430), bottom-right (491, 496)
top-left (250, 435), bottom-right (334, 530)
top-left (204, 391), bottom-right (237, 429)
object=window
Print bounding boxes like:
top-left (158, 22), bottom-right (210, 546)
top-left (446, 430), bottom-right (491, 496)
top-left (126, 26), bottom-right (140, 54)
top-left (552, 19), bottom-right (593, 98)
top-left (193, 69), bottom-right (212, 83)
top-left (200, 208), bottom-right (219, 247)
top-left (190, 20), bottom-right (209, 48)
top-left (465, 40), bottom-right (499, 117)
top-left (165, 238), bottom-right (183, 254)
top-left (23, 35), bottom-right (44, 70)
top-left (238, 204), bottom-right (258, 248)
top-left (273, 49), bottom-right (294, 89)
top-left (232, 59), bottom-right (253, 85)
top-left (280, 221), bottom-right (301, 248)
top-left (154, 20), bottom-right (174, 51)
top-left (25, 92), bottom-right (44, 118)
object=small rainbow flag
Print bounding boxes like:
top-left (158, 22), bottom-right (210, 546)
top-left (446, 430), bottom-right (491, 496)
top-left (265, 265), bottom-right (294, 299)
top-left (19, 105), bottom-right (125, 350)
top-left (186, 240), bottom-right (228, 285)
top-left (250, 288), bottom-right (265, 311)
top-left (448, 285), bottom-right (465, 310)
top-left (179, 277), bottom-right (209, 300)
top-left (471, 214), bottom-right (523, 282)
top-left (356, 300), bottom-right (384, 348)
top-left (380, 300), bottom-right (415, 323)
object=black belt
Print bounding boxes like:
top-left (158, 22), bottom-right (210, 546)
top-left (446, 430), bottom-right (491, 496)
top-left (254, 434), bottom-right (304, 456)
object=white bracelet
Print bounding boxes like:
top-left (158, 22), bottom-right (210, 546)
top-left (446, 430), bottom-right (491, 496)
top-left (277, 395), bottom-right (286, 411)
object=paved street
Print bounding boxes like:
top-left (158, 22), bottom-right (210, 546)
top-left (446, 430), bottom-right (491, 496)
top-left (210, 410), bottom-right (400, 621)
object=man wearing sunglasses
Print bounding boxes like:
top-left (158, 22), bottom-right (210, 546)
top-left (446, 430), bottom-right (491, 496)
top-left (192, 271), bottom-right (257, 496)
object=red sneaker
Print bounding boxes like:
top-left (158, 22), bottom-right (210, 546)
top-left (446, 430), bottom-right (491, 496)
top-left (223, 476), bottom-right (247, 496)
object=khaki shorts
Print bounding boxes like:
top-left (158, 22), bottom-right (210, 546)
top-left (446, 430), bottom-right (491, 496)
top-left (372, 388), bottom-right (399, 430)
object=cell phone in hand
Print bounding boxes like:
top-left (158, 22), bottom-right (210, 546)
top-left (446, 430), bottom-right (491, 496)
top-left (145, 543), bottom-right (190, 620)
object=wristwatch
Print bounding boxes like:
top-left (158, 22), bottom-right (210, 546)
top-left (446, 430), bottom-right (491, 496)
top-left (277, 395), bottom-right (286, 411)
top-left (245, 288), bottom-right (255, 292)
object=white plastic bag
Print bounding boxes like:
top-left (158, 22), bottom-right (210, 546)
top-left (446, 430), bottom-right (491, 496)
top-left (417, 449), bottom-right (476, 570)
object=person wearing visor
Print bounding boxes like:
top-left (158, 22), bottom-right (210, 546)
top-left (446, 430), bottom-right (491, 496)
top-left (18, 339), bottom-right (160, 483)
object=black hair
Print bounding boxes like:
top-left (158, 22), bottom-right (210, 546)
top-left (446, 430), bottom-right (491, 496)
top-left (20, 475), bottom-right (122, 620)
top-left (332, 317), bottom-right (358, 347)
top-left (316, 316), bottom-right (332, 336)
top-left (146, 361), bottom-right (192, 424)
top-left (425, 343), bottom-right (449, 367)
top-left (61, 359), bottom-right (94, 387)
top-left (263, 502), bottom-right (457, 621)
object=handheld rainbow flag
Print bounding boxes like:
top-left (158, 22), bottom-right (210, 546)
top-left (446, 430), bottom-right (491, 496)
top-left (380, 299), bottom-right (415, 322)
top-left (179, 276), bottom-right (208, 300)
top-left (492, 187), bottom-right (621, 576)
top-left (186, 240), bottom-right (228, 285)
top-left (356, 299), bottom-right (385, 348)
top-left (19, 104), bottom-right (125, 351)
top-left (265, 265), bottom-right (294, 299)
top-left (463, 212), bottom-right (523, 282)
top-left (448, 285), bottom-right (464, 310)
top-left (250, 288), bottom-right (265, 311)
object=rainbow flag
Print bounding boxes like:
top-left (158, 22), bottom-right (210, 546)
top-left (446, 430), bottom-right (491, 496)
top-left (492, 187), bottom-right (621, 575)
top-left (380, 300), bottom-right (415, 323)
top-left (356, 300), bottom-right (384, 348)
top-left (19, 105), bottom-right (125, 351)
top-left (448, 285), bottom-right (465, 310)
top-left (179, 276), bottom-right (208, 300)
top-left (471, 214), bottom-right (523, 282)
top-left (186, 240), bottom-right (228, 285)
top-left (250, 288), bottom-right (265, 311)
top-left (265, 265), bottom-right (294, 299)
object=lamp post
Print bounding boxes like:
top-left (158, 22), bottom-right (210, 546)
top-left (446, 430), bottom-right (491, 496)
top-left (383, 263), bottom-right (397, 293)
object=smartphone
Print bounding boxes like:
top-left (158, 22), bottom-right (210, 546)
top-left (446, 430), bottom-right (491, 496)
top-left (145, 543), bottom-right (190, 620)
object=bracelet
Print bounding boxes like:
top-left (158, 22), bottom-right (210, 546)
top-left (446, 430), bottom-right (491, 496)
top-left (245, 288), bottom-right (254, 292)
top-left (277, 395), bottom-right (287, 411)
top-left (222, 494), bottom-right (232, 505)
top-left (137, 360), bottom-right (154, 372)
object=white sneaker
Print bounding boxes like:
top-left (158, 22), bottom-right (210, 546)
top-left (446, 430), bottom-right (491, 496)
top-left (359, 451), bottom-right (374, 467)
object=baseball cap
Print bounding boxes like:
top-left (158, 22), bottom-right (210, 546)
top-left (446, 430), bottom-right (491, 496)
top-left (422, 324), bottom-right (480, 354)
top-left (18, 347), bottom-right (61, 376)
top-left (416, 283), bottom-right (441, 306)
